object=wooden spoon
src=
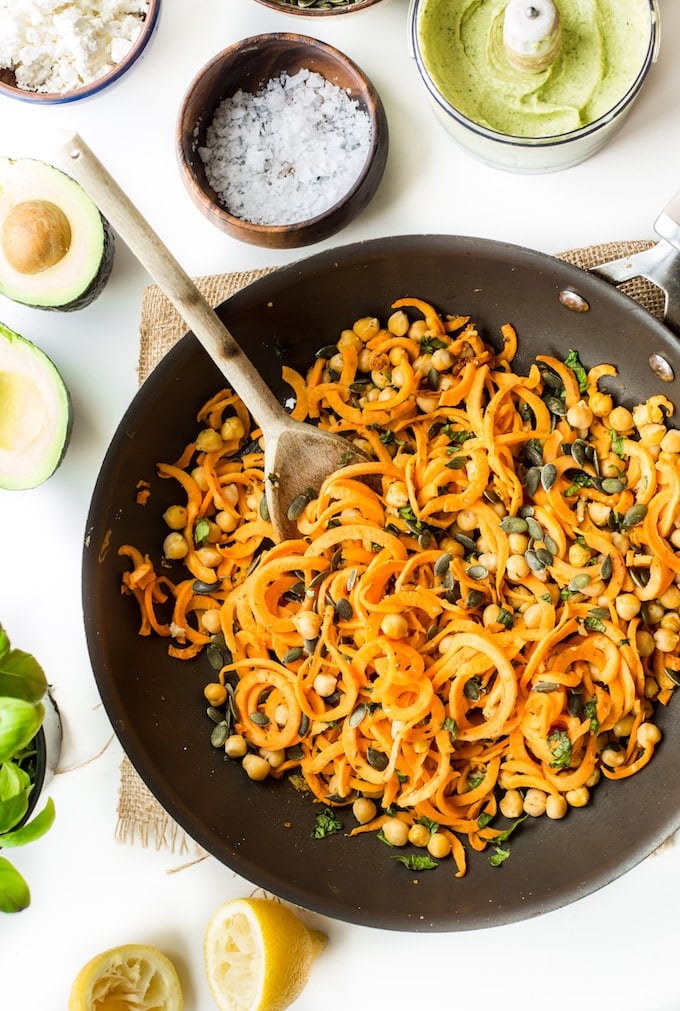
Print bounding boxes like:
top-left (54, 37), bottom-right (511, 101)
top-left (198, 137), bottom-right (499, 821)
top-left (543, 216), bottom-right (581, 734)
top-left (58, 132), bottom-right (370, 541)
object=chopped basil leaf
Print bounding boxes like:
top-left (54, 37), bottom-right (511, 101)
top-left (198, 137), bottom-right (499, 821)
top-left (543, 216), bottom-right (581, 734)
top-left (311, 807), bottom-right (343, 839)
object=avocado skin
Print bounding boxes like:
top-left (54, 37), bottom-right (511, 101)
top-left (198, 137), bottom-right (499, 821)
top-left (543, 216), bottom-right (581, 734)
top-left (41, 214), bottom-right (116, 313)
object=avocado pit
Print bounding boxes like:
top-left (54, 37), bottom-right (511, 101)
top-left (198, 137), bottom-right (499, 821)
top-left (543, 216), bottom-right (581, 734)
top-left (1, 199), bottom-right (72, 275)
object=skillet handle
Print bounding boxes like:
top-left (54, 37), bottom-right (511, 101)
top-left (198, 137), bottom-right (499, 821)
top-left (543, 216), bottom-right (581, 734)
top-left (654, 190), bottom-right (680, 251)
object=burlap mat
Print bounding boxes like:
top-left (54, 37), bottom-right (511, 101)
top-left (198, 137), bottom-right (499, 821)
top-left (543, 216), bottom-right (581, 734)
top-left (117, 239), bottom-right (663, 853)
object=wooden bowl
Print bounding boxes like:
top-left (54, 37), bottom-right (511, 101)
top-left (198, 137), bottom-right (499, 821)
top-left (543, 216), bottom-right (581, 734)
top-left (176, 34), bottom-right (389, 249)
top-left (0, 0), bottom-right (160, 105)
top-left (251, 0), bottom-right (388, 15)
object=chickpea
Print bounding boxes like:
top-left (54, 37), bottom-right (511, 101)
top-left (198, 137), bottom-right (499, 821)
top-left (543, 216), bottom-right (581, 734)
top-left (224, 734), bottom-right (247, 758)
top-left (638, 423), bottom-right (666, 447)
top-left (523, 788), bottom-right (547, 817)
top-left (566, 399), bottom-right (594, 431)
top-left (408, 319), bottom-right (428, 340)
top-left (195, 428), bottom-right (223, 453)
top-left (163, 504), bottom-right (187, 530)
top-left (416, 394), bottom-right (439, 413)
top-left (260, 748), bottom-right (286, 769)
top-left (274, 704), bottom-right (289, 727)
top-left (613, 714), bottom-right (635, 738)
top-left (654, 627), bottom-right (679, 653)
top-left (566, 786), bottom-right (590, 808)
top-left (201, 609), bottom-right (222, 635)
top-left (191, 465), bottom-right (209, 492)
top-left (661, 612), bottom-right (680, 633)
top-left (387, 310), bottom-right (410, 337)
top-left (242, 753), bottom-right (270, 781)
top-left (215, 509), bottom-right (239, 534)
top-left (568, 542), bottom-right (591, 568)
top-left (220, 416), bottom-right (246, 443)
top-left (522, 602), bottom-right (543, 629)
top-left (635, 629), bottom-right (656, 658)
top-left (660, 585), bottom-right (680, 610)
top-left (313, 673), bottom-right (338, 698)
top-left (637, 722), bottom-right (662, 748)
top-left (482, 603), bottom-right (502, 627)
top-left (587, 501), bottom-right (611, 527)
top-left (163, 531), bottom-right (189, 560)
top-left (506, 553), bottom-right (530, 582)
top-left (353, 797), bottom-right (378, 825)
top-left (385, 481), bottom-right (409, 509)
top-left (615, 593), bottom-right (641, 621)
top-left (204, 681), bottom-right (227, 706)
top-left (353, 316), bottom-right (380, 341)
top-left (431, 348), bottom-right (453, 372)
top-left (439, 536), bottom-right (465, 559)
top-left (585, 768), bottom-right (601, 788)
top-left (671, 529), bottom-right (680, 550)
top-left (338, 328), bottom-right (363, 351)
top-left (608, 406), bottom-right (634, 433)
top-left (546, 795), bottom-right (568, 820)
top-left (499, 789), bottom-right (524, 819)
top-left (601, 745), bottom-right (626, 768)
top-left (196, 545), bottom-right (222, 568)
top-left (380, 613), bottom-right (409, 639)
top-left (427, 832), bottom-right (452, 859)
top-left (294, 610), bottom-right (323, 641)
top-left (456, 510), bottom-right (478, 532)
top-left (660, 429), bottom-right (680, 455)
top-left (381, 817), bottom-right (409, 847)
top-left (408, 823), bottom-right (430, 847)
top-left (477, 552), bottom-right (498, 573)
top-left (357, 348), bottom-right (373, 372)
top-left (589, 391), bottom-right (613, 418)
top-left (507, 532), bottom-right (529, 554)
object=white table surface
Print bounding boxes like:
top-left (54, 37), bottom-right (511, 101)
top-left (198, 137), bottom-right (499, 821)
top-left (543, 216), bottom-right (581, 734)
top-left (3, 1), bottom-right (680, 1007)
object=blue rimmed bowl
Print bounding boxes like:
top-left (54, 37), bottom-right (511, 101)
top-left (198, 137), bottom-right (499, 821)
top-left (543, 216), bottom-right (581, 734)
top-left (0, 0), bottom-right (160, 105)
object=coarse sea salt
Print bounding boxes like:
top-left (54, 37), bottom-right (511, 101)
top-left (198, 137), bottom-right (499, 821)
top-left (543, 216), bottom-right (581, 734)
top-left (198, 69), bottom-right (373, 227)
top-left (0, 0), bottom-right (149, 94)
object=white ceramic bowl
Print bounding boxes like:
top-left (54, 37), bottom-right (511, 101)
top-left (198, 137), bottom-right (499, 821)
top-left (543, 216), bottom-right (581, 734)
top-left (410, 0), bottom-right (660, 173)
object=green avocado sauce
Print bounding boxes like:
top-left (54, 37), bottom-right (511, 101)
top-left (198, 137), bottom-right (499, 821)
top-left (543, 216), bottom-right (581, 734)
top-left (418, 0), bottom-right (652, 138)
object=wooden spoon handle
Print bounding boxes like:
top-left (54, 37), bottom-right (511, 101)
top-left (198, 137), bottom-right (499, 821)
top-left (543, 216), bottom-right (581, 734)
top-left (57, 132), bottom-right (286, 431)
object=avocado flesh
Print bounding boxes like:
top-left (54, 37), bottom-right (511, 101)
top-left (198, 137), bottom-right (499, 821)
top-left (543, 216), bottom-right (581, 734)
top-left (0, 157), bottom-right (114, 311)
top-left (0, 322), bottom-right (72, 489)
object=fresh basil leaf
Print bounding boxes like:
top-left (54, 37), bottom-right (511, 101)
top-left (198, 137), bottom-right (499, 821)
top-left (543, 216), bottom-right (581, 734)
top-left (0, 648), bottom-right (48, 703)
top-left (0, 856), bottom-right (30, 913)
top-left (0, 798), bottom-right (55, 848)
top-left (394, 854), bottom-right (438, 871)
top-left (0, 699), bottom-right (43, 764)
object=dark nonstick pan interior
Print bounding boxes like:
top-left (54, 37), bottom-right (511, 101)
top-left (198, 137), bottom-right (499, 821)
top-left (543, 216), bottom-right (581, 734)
top-left (82, 234), bottom-right (680, 931)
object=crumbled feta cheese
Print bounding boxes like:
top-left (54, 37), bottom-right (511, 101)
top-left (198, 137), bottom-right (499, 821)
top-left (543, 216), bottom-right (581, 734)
top-left (198, 69), bottom-right (373, 227)
top-left (0, 1), bottom-right (150, 94)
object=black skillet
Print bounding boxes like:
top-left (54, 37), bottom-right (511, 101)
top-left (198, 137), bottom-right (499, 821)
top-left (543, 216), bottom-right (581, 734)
top-left (82, 231), bottom-right (680, 932)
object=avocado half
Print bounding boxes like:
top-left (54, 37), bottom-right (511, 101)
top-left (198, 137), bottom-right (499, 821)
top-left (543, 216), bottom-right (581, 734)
top-left (0, 322), bottom-right (72, 489)
top-left (0, 157), bottom-right (115, 312)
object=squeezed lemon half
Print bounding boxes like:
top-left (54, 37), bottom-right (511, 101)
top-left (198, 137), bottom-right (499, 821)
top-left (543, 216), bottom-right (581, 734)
top-left (204, 897), bottom-right (327, 1011)
top-left (68, 942), bottom-right (183, 1010)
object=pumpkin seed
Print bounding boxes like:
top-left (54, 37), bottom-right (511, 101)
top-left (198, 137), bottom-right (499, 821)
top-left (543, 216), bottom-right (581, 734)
top-left (206, 640), bottom-right (231, 671)
top-left (426, 623), bottom-right (439, 641)
top-left (308, 570), bottom-right (326, 590)
top-left (330, 547), bottom-right (343, 572)
top-left (206, 706), bottom-right (224, 725)
top-left (286, 580), bottom-right (306, 601)
top-left (525, 549), bottom-right (545, 572)
top-left (601, 477), bottom-right (626, 495)
top-left (346, 568), bottom-right (358, 592)
top-left (544, 395), bottom-right (567, 417)
top-left (541, 463), bottom-right (558, 492)
top-left (282, 646), bottom-right (304, 664)
top-left (287, 489), bottom-right (314, 521)
top-left (535, 547), bottom-right (554, 567)
top-left (465, 589), bottom-right (485, 609)
top-left (428, 367), bottom-right (440, 390)
top-left (447, 455), bottom-right (467, 469)
top-left (500, 516), bottom-right (528, 535)
top-left (531, 681), bottom-right (560, 693)
top-left (568, 573), bottom-right (591, 592)
top-left (544, 534), bottom-right (558, 555)
top-left (464, 677), bottom-right (481, 701)
top-left (453, 532), bottom-right (477, 554)
top-left (418, 530), bottom-right (433, 549)
top-left (621, 503), bottom-right (648, 528)
top-left (349, 703), bottom-right (368, 727)
top-left (315, 343), bottom-right (338, 358)
top-left (588, 607), bottom-right (610, 621)
top-left (434, 552), bottom-right (452, 578)
top-left (367, 747), bottom-right (389, 772)
top-left (525, 517), bottom-right (543, 542)
top-left (664, 667), bottom-right (680, 687)
top-left (287, 744), bottom-right (304, 761)
top-left (258, 495), bottom-right (270, 521)
top-left (525, 439), bottom-right (544, 467)
top-left (539, 368), bottom-right (564, 392)
top-left (467, 564), bottom-right (488, 580)
top-left (570, 439), bottom-right (588, 467)
top-left (335, 597), bottom-right (353, 621)
top-left (483, 487), bottom-right (502, 504)
top-left (250, 711), bottom-right (270, 727)
top-left (518, 504), bottom-right (535, 518)
top-left (630, 566), bottom-right (650, 588)
top-left (567, 691), bottom-right (583, 716)
top-left (298, 713), bottom-right (310, 736)
top-left (600, 555), bottom-right (613, 581)
top-left (524, 466), bottom-right (542, 497)
top-left (192, 577), bottom-right (219, 594)
top-left (210, 722), bottom-right (228, 747)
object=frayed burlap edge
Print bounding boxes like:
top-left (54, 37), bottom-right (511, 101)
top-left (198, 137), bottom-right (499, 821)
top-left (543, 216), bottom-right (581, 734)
top-left (118, 240), bottom-right (662, 853)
